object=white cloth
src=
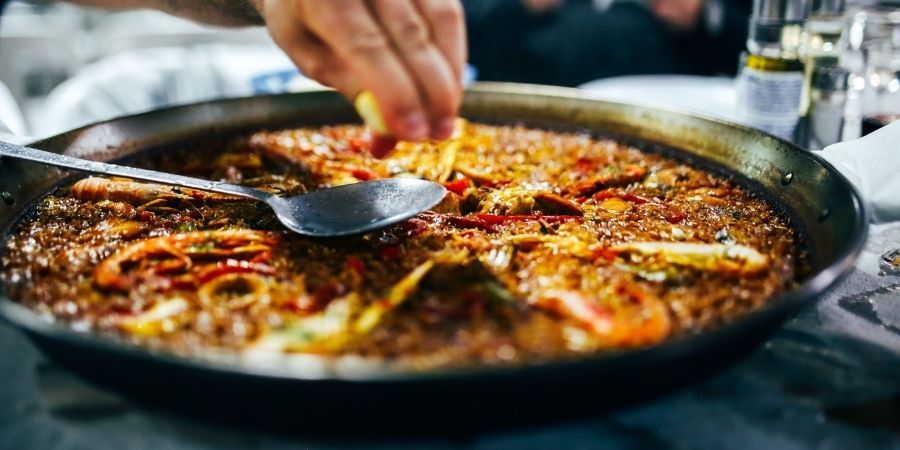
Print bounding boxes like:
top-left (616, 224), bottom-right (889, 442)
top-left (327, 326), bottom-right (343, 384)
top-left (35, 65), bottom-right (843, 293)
top-left (819, 121), bottom-right (900, 223)
top-left (38, 43), bottom-right (323, 137)
top-left (0, 79), bottom-right (26, 141)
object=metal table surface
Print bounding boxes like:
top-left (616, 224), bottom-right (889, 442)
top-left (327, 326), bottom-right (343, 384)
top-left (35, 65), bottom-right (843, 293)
top-left (2, 223), bottom-right (899, 450)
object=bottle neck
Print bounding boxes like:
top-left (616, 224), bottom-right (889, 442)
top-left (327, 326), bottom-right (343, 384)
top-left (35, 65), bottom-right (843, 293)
top-left (748, 19), bottom-right (805, 59)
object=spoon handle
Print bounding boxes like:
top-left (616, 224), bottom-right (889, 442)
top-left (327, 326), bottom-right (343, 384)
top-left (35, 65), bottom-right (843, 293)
top-left (0, 141), bottom-right (271, 202)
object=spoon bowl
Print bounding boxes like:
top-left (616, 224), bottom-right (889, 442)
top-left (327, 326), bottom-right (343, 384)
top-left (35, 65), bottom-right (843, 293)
top-left (0, 141), bottom-right (446, 237)
top-left (269, 179), bottom-right (446, 236)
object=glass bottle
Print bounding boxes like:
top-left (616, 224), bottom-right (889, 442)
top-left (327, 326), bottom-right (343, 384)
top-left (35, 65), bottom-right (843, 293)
top-left (796, 0), bottom-right (846, 147)
top-left (806, 64), bottom-right (849, 148)
top-left (736, 0), bottom-right (810, 141)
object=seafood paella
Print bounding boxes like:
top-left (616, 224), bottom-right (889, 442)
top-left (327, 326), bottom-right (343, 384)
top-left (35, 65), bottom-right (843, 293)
top-left (0, 120), bottom-right (805, 370)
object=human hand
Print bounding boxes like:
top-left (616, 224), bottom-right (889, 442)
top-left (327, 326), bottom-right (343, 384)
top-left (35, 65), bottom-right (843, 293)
top-left (649, 0), bottom-right (705, 32)
top-left (522, 0), bottom-right (565, 14)
top-left (254, 0), bottom-right (466, 151)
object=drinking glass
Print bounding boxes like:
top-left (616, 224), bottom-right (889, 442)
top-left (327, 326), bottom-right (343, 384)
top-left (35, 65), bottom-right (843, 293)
top-left (840, 6), bottom-right (900, 138)
top-left (860, 39), bottom-right (900, 134)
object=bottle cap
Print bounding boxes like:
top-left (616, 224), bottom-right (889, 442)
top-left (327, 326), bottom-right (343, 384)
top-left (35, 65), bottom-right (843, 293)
top-left (811, 64), bottom-right (849, 91)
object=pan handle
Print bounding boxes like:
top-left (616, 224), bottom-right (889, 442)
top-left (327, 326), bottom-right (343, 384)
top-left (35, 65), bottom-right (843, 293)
top-left (0, 141), bottom-right (271, 203)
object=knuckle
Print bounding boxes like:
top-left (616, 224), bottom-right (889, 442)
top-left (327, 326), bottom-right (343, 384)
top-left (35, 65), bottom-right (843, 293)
top-left (393, 17), bottom-right (430, 50)
top-left (429, 2), bottom-right (463, 26)
top-left (348, 27), bottom-right (390, 55)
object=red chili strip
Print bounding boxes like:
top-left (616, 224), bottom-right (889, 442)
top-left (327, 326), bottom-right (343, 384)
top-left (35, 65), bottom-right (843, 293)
top-left (397, 218), bottom-right (429, 238)
top-left (574, 157), bottom-right (598, 175)
top-left (474, 214), bottom-right (584, 225)
top-left (444, 215), bottom-right (496, 232)
top-left (666, 212), bottom-right (686, 224)
top-left (443, 178), bottom-right (472, 196)
top-left (591, 247), bottom-right (621, 262)
top-left (379, 245), bottom-right (403, 261)
top-left (345, 255), bottom-right (366, 276)
top-left (350, 168), bottom-right (377, 181)
top-left (349, 137), bottom-right (366, 153)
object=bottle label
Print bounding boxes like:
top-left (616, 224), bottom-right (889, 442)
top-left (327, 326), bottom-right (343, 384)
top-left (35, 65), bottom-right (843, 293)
top-left (736, 67), bottom-right (804, 140)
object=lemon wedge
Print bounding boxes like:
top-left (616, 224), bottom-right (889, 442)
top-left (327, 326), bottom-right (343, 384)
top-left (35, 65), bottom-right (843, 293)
top-left (354, 90), bottom-right (390, 136)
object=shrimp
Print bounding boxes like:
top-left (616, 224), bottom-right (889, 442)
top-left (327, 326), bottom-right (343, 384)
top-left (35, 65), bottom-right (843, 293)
top-left (94, 229), bottom-right (279, 291)
top-left (536, 283), bottom-right (671, 347)
top-left (570, 164), bottom-right (648, 196)
top-left (71, 177), bottom-right (241, 206)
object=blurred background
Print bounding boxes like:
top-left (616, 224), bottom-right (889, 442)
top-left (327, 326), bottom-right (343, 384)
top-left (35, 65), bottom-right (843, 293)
top-left (0, 0), bottom-right (898, 143)
top-left (0, 0), bottom-right (316, 138)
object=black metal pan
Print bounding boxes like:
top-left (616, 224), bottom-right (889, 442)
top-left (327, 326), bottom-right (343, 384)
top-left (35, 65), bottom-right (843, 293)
top-left (0, 83), bottom-right (867, 435)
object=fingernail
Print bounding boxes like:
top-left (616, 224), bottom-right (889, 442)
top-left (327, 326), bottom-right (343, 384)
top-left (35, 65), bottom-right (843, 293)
top-left (402, 112), bottom-right (429, 141)
top-left (432, 118), bottom-right (456, 140)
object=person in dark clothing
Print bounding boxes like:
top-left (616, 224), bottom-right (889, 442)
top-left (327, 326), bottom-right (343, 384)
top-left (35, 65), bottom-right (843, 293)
top-left (464, 0), bottom-right (752, 87)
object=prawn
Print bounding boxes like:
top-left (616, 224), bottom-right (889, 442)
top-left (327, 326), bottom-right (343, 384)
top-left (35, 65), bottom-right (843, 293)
top-left (94, 229), bottom-right (279, 291)
top-left (536, 283), bottom-right (671, 347)
top-left (72, 177), bottom-right (242, 207)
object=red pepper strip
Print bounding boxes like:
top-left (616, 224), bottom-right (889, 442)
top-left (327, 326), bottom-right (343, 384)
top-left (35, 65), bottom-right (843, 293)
top-left (397, 218), bottom-right (429, 238)
top-left (379, 245), bottom-right (403, 261)
top-left (250, 250), bottom-right (272, 264)
top-left (666, 212), bottom-right (686, 224)
top-left (574, 157), bottom-right (599, 175)
top-left (443, 178), bottom-right (472, 196)
top-left (444, 215), bottom-right (496, 232)
top-left (592, 247), bottom-right (621, 262)
top-left (479, 179), bottom-right (511, 189)
top-left (622, 193), bottom-right (650, 204)
top-left (167, 276), bottom-right (197, 291)
top-left (196, 259), bottom-right (275, 284)
top-left (474, 214), bottom-right (583, 225)
top-left (350, 168), bottom-right (377, 181)
top-left (345, 255), bottom-right (366, 276)
top-left (349, 137), bottom-right (366, 153)
top-left (331, 163), bottom-right (380, 181)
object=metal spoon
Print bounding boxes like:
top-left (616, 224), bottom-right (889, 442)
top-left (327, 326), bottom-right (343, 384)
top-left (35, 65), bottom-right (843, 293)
top-left (0, 141), bottom-right (446, 237)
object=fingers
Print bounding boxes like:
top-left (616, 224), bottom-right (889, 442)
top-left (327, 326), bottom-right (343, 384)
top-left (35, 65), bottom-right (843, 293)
top-left (372, 0), bottom-right (460, 139)
top-left (414, 0), bottom-right (467, 90)
top-left (260, 1), bottom-right (363, 96)
top-left (304, 0), bottom-right (429, 141)
top-left (649, 0), bottom-right (703, 31)
top-left (261, 0), bottom-right (464, 143)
